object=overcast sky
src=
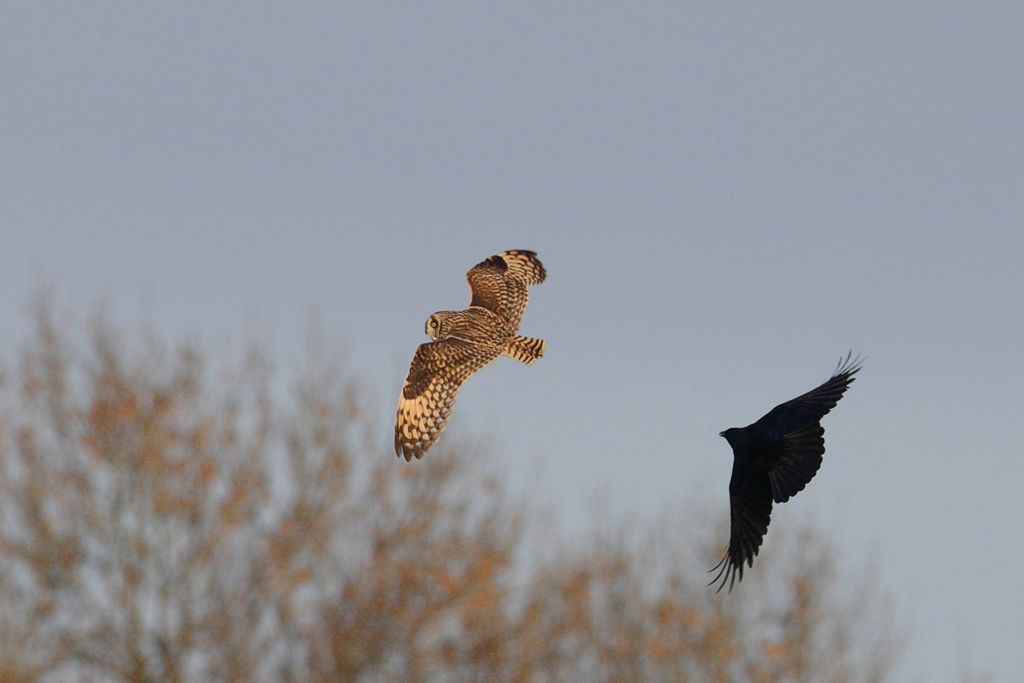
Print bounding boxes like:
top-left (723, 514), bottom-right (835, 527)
top-left (3, 3), bottom-right (1022, 680)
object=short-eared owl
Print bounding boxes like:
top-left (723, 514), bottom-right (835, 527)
top-left (710, 352), bottom-right (862, 592)
top-left (395, 250), bottom-right (547, 461)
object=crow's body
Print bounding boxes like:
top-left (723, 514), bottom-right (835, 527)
top-left (710, 353), bottom-right (862, 592)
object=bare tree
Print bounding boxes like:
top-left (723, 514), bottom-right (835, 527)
top-left (0, 301), bottom-right (902, 682)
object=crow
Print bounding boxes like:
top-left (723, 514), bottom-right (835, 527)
top-left (710, 352), bottom-right (862, 593)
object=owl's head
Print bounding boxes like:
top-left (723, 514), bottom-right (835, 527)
top-left (425, 313), bottom-right (449, 340)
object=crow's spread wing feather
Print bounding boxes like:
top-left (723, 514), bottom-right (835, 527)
top-left (758, 352), bottom-right (862, 437)
top-left (770, 424), bottom-right (825, 503)
top-left (710, 462), bottom-right (773, 593)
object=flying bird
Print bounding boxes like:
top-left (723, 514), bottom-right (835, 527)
top-left (710, 352), bottom-right (862, 592)
top-left (394, 250), bottom-right (547, 461)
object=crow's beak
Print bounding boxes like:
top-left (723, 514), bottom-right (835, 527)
top-left (718, 431), bottom-right (725, 437)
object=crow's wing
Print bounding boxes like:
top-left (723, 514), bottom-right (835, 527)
top-left (760, 353), bottom-right (861, 502)
top-left (769, 424), bottom-right (825, 503)
top-left (758, 352), bottom-right (862, 437)
top-left (710, 459), bottom-right (773, 593)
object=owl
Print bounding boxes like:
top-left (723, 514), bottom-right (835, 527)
top-left (395, 250), bottom-right (547, 460)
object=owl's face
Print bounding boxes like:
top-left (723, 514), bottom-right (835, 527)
top-left (425, 313), bottom-right (445, 340)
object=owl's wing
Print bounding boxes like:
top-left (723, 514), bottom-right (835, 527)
top-left (395, 339), bottom-right (501, 460)
top-left (466, 250), bottom-right (546, 329)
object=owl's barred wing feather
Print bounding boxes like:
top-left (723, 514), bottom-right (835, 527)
top-left (467, 250), bottom-right (546, 329)
top-left (395, 339), bottom-right (501, 461)
top-left (489, 250), bottom-right (547, 285)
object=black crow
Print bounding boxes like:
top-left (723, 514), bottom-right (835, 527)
top-left (710, 352), bottom-right (862, 592)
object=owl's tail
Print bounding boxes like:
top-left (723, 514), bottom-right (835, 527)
top-left (503, 336), bottom-right (545, 364)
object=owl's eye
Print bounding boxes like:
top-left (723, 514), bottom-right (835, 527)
top-left (430, 319), bottom-right (438, 328)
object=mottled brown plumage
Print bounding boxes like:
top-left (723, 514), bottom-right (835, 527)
top-left (395, 250), bottom-right (547, 461)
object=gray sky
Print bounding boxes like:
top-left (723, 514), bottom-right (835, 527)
top-left (3, 2), bottom-right (1022, 679)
